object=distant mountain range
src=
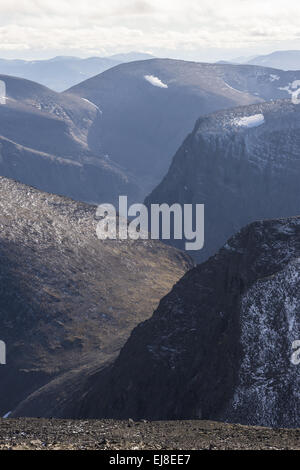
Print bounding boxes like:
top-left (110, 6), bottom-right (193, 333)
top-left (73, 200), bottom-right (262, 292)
top-left (0, 52), bottom-right (154, 91)
top-left (1, 59), bottom-right (298, 206)
top-left (230, 50), bottom-right (300, 71)
top-left (2, 59), bottom-right (300, 208)
top-left (1, 51), bottom-right (299, 94)
top-left (247, 50), bottom-right (300, 71)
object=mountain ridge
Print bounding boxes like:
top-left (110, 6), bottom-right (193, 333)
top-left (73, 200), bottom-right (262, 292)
top-left (145, 98), bottom-right (300, 262)
top-left (246, 50), bottom-right (300, 71)
top-left (67, 58), bottom-right (300, 199)
top-left (0, 53), bottom-right (155, 91)
top-left (64, 214), bottom-right (300, 428)
top-left (0, 175), bottom-right (192, 416)
top-left (0, 74), bottom-right (139, 204)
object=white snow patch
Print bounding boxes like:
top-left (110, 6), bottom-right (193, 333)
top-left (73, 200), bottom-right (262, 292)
top-left (222, 260), bottom-right (300, 427)
top-left (279, 80), bottom-right (300, 104)
top-left (224, 243), bottom-right (236, 252)
top-left (279, 85), bottom-right (291, 93)
top-left (270, 74), bottom-right (280, 82)
top-left (224, 82), bottom-right (244, 94)
top-left (144, 75), bottom-right (168, 89)
top-left (233, 114), bottom-right (265, 128)
top-left (81, 98), bottom-right (102, 114)
top-left (224, 243), bottom-right (244, 254)
top-left (291, 80), bottom-right (300, 90)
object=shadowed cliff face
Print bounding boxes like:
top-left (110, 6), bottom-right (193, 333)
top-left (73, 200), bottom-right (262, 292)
top-left (146, 99), bottom-right (300, 263)
top-left (0, 176), bottom-right (193, 416)
top-left (69, 216), bottom-right (300, 428)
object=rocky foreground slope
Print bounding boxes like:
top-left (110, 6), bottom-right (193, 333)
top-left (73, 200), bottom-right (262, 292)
top-left (146, 99), bottom-right (300, 263)
top-left (68, 215), bottom-right (300, 428)
top-left (0, 418), bottom-right (299, 450)
top-left (0, 176), bottom-right (192, 416)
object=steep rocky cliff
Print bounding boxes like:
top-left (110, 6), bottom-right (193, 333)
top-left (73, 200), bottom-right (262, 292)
top-left (146, 99), bottom-right (300, 263)
top-left (72, 216), bottom-right (300, 428)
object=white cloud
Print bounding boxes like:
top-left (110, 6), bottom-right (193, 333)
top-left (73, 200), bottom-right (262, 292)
top-left (0, 0), bottom-right (300, 59)
top-left (144, 75), bottom-right (168, 88)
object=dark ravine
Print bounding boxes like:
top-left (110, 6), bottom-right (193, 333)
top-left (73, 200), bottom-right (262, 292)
top-left (146, 99), bottom-right (300, 263)
top-left (0, 176), bottom-right (192, 416)
top-left (66, 215), bottom-right (300, 428)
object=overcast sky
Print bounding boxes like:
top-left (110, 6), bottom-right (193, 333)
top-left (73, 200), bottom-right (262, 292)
top-left (0, 0), bottom-right (300, 61)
